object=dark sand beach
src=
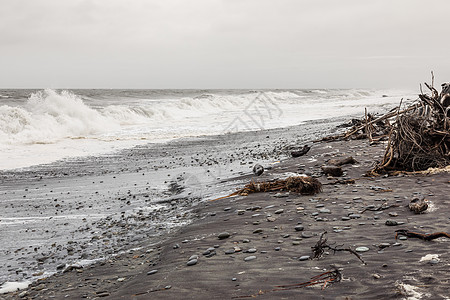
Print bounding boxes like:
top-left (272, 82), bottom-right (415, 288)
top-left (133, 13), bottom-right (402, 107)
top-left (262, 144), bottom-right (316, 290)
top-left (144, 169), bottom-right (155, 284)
top-left (4, 137), bottom-right (449, 300)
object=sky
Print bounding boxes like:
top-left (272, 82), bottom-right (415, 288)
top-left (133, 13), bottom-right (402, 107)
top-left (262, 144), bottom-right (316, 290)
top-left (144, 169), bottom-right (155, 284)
top-left (1, 0), bottom-right (449, 89)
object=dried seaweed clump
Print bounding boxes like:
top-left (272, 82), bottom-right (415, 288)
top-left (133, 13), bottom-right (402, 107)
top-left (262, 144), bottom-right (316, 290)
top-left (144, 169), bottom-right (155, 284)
top-left (238, 176), bottom-right (322, 196)
top-left (212, 176), bottom-right (322, 201)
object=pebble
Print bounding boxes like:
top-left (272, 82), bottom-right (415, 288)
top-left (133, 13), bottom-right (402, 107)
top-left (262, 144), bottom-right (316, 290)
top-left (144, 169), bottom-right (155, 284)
top-left (385, 220), bottom-right (398, 226)
top-left (294, 225), bottom-right (304, 231)
top-left (242, 239), bottom-right (250, 243)
top-left (187, 259), bottom-right (198, 266)
top-left (299, 255), bottom-right (310, 261)
top-left (355, 246), bottom-right (369, 252)
top-left (398, 236), bottom-right (407, 240)
top-left (267, 217), bottom-right (276, 222)
top-left (388, 212), bottom-right (398, 217)
top-left (247, 248), bottom-right (257, 253)
top-left (244, 256), bottom-right (257, 262)
top-left (274, 193), bottom-right (288, 198)
top-left (232, 278), bottom-right (237, 281)
top-left (373, 274), bottom-right (381, 279)
top-left (147, 270), bottom-right (158, 275)
top-left (218, 232), bottom-right (231, 239)
top-left (341, 217), bottom-right (350, 221)
top-left (224, 207), bottom-right (232, 211)
top-left (319, 208), bottom-right (331, 214)
top-left (301, 232), bottom-right (314, 238)
top-left (275, 247), bottom-right (281, 251)
top-left (253, 228), bottom-right (263, 234)
top-left (378, 243), bottom-right (390, 249)
top-left (349, 214), bottom-right (361, 219)
top-left (274, 209), bottom-right (284, 214)
top-left (225, 249), bottom-right (235, 254)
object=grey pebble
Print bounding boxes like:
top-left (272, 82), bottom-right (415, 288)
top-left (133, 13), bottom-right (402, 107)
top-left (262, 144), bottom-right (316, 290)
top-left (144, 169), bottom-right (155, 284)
top-left (187, 259), bottom-right (198, 266)
top-left (299, 255), bottom-right (310, 261)
top-left (218, 232), bottom-right (231, 239)
top-left (294, 225), bottom-right (304, 231)
top-left (147, 270), bottom-right (158, 275)
top-left (244, 256), bottom-right (257, 262)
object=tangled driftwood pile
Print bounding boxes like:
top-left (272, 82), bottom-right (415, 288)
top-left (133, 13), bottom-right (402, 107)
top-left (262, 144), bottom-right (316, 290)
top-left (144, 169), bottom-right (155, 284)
top-left (322, 76), bottom-right (450, 175)
top-left (370, 80), bottom-right (450, 174)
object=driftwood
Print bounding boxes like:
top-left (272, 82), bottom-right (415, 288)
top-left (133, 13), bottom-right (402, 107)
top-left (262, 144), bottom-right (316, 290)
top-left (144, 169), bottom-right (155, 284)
top-left (311, 232), bottom-right (365, 264)
top-left (211, 176), bottom-right (322, 201)
top-left (395, 230), bottom-right (450, 241)
top-left (232, 268), bottom-right (341, 298)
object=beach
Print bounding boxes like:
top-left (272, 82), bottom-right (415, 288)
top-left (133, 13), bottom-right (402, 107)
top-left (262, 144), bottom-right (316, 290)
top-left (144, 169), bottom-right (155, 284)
top-left (2, 136), bottom-right (449, 299)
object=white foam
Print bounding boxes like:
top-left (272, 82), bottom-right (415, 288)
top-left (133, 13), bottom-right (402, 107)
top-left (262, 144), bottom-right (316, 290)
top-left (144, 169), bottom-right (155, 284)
top-left (419, 254), bottom-right (440, 262)
top-left (0, 281), bottom-right (31, 294)
top-left (0, 89), bottom-right (417, 170)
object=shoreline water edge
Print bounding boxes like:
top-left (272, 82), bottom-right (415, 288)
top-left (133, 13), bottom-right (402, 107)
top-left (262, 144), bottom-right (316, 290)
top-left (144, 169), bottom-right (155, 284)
top-left (3, 89), bottom-right (448, 299)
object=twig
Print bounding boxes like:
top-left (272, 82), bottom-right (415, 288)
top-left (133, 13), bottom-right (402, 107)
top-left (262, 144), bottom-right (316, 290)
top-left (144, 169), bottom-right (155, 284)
top-left (311, 232), bottom-right (366, 264)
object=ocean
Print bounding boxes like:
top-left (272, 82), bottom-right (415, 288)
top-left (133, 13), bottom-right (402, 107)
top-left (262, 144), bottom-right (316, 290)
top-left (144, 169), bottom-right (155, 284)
top-left (0, 88), bottom-right (417, 292)
top-left (0, 88), bottom-right (414, 170)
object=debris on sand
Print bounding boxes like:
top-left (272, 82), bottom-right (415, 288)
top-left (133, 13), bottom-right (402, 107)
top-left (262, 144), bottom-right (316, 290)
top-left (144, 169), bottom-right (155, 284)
top-left (212, 176), bottom-right (322, 201)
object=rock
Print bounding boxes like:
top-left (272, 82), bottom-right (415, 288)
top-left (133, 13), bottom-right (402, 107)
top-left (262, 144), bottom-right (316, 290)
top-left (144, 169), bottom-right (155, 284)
top-left (218, 232), bottom-right (231, 239)
top-left (355, 246), bottom-right (369, 252)
top-left (96, 292), bottom-right (110, 297)
top-left (247, 248), bottom-right (257, 253)
top-left (301, 232), bottom-right (314, 238)
top-left (189, 255), bottom-right (199, 261)
top-left (187, 259), bottom-right (198, 266)
top-left (291, 145), bottom-right (311, 157)
top-left (267, 216), bottom-right (276, 222)
top-left (348, 214), bottom-right (361, 219)
top-left (253, 228), bottom-right (263, 234)
top-left (409, 198), bottom-right (428, 214)
top-left (18, 291), bottom-right (28, 298)
top-left (341, 216), bottom-right (350, 221)
top-left (273, 193), bottom-right (288, 198)
top-left (321, 165), bottom-right (343, 177)
top-left (274, 209), bottom-right (284, 214)
top-left (294, 225), bottom-right (304, 231)
top-left (385, 220), bottom-right (398, 226)
top-left (147, 269), bottom-right (158, 275)
top-left (299, 255), bottom-right (310, 261)
top-left (378, 243), bottom-right (390, 249)
top-left (244, 256), bottom-right (257, 262)
top-left (253, 164), bottom-right (264, 176)
top-left (328, 156), bottom-right (357, 166)
top-left (373, 274), bottom-right (381, 279)
top-left (319, 208), bottom-right (331, 214)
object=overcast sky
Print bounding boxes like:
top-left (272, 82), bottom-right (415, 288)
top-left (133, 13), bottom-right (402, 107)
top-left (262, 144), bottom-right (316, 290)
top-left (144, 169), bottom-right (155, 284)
top-left (1, 0), bottom-right (449, 89)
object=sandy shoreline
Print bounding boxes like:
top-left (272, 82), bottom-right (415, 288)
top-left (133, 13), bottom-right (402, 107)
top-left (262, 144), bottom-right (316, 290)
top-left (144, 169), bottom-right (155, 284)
top-left (3, 137), bottom-right (449, 299)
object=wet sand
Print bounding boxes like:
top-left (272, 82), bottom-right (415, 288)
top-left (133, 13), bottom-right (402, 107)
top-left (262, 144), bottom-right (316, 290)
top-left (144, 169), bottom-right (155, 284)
top-left (4, 137), bottom-right (449, 299)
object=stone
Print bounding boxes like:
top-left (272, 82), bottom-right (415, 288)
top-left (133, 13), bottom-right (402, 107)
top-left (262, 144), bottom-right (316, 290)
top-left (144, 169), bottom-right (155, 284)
top-left (267, 216), bottom-right (276, 222)
top-left (187, 259), bottom-right (198, 266)
top-left (147, 269), bottom-right (158, 275)
top-left (385, 220), bottom-right (398, 226)
top-left (294, 225), bottom-right (304, 231)
top-left (355, 246), bottom-right (369, 252)
top-left (299, 255), bottom-right (310, 261)
top-left (378, 243), bottom-right (390, 249)
top-left (253, 228), bottom-right (263, 234)
top-left (218, 232), bottom-right (231, 239)
top-left (274, 209), bottom-right (284, 214)
top-left (301, 232), bottom-right (314, 238)
top-left (244, 256), bottom-right (257, 262)
top-left (247, 248), bottom-right (257, 253)
top-left (341, 217), bottom-right (350, 221)
top-left (319, 208), bottom-right (331, 214)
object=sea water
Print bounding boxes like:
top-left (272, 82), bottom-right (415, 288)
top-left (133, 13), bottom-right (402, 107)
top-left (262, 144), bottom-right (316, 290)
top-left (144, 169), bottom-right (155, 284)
top-left (0, 88), bottom-right (416, 170)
